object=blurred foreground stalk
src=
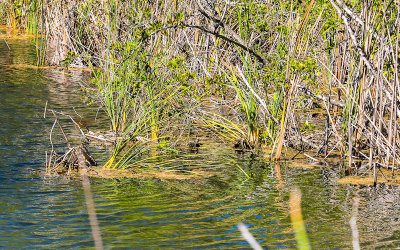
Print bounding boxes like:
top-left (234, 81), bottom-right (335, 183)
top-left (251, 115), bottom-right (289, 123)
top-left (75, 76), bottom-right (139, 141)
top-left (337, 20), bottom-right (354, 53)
top-left (289, 188), bottom-right (310, 250)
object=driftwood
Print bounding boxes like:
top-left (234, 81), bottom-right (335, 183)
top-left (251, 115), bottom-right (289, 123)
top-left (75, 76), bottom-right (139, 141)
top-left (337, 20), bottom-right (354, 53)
top-left (46, 143), bottom-right (97, 176)
top-left (45, 108), bottom-right (97, 176)
top-left (76, 145), bottom-right (97, 173)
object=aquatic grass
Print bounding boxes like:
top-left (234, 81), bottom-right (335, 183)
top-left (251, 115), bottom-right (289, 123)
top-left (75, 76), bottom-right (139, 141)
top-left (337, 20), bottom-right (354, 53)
top-left (222, 61), bottom-right (259, 147)
top-left (92, 68), bottom-right (136, 135)
top-left (103, 85), bottom-right (185, 169)
top-left (200, 112), bottom-right (248, 144)
top-left (267, 89), bottom-right (284, 142)
top-left (7, 0), bottom-right (399, 174)
top-left (102, 95), bottom-right (184, 170)
top-left (25, 0), bottom-right (39, 34)
top-left (218, 53), bottom-right (277, 149)
top-left (6, 0), bottom-right (40, 31)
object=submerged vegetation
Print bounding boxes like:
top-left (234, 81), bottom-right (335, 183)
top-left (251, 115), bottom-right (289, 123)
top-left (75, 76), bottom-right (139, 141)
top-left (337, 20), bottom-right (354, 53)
top-left (2, 0), bottom-right (400, 181)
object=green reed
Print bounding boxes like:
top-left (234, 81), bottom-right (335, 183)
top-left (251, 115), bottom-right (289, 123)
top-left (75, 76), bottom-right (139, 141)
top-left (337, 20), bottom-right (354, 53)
top-left (7, 0), bottom-right (398, 169)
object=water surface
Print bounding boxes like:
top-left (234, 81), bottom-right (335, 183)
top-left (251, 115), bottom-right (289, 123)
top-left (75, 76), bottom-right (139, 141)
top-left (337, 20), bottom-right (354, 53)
top-left (0, 35), bottom-right (400, 249)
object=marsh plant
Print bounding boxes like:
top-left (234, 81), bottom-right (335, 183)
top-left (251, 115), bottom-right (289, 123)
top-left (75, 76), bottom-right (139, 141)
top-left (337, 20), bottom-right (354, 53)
top-left (5, 0), bottom-right (400, 173)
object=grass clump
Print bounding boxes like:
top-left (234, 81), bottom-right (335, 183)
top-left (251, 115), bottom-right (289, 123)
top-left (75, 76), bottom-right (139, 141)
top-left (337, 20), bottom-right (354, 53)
top-left (8, 0), bottom-right (400, 175)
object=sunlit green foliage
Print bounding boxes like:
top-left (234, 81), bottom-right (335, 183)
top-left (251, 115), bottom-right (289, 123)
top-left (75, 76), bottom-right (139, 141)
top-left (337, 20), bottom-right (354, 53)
top-left (4, 0), bottom-right (400, 167)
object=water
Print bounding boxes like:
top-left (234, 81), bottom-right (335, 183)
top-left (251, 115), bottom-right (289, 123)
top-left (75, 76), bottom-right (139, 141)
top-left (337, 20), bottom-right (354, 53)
top-left (1, 33), bottom-right (400, 249)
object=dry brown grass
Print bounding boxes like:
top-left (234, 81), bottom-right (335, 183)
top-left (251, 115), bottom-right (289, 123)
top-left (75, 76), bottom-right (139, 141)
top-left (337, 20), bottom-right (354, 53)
top-left (6, 1), bottom-right (400, 174)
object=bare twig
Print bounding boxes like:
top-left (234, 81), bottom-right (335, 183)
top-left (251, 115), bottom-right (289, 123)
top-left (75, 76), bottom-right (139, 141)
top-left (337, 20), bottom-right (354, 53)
top-left (182, 23), bottom-right (266, 65)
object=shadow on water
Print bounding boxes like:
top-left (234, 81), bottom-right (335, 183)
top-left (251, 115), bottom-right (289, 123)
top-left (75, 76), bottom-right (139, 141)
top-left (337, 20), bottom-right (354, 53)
top-left (0, 33), bottom-right (399, 249)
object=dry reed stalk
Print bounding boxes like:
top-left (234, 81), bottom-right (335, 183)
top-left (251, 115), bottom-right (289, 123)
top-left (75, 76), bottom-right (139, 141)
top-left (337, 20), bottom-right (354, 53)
top-left (275, 0), bottom-right (314, 161)
top-left (6, 0), bottom-right (397, 171)
top-left (392, 15), bottom-right (400, 173)
top-left (274, 87), bottom-right (289, 161)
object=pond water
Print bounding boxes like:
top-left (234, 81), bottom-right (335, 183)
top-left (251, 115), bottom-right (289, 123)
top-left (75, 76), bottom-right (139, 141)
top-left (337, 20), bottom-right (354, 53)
top-left (1, 34), bottom-right (400, 249)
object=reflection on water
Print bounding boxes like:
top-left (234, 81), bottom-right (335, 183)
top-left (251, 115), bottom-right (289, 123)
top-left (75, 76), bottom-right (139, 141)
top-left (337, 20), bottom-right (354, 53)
top-left (0, 33), bottom-right (399, 249)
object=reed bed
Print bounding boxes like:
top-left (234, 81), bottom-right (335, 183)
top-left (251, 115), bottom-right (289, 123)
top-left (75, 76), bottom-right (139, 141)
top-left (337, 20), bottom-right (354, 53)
top-left (3, 0), bottom-right (400, 177)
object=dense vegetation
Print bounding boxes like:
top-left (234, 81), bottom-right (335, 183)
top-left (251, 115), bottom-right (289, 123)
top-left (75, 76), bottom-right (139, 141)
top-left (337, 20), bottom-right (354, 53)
top-left (2, 0), bottom-right (400, 176)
